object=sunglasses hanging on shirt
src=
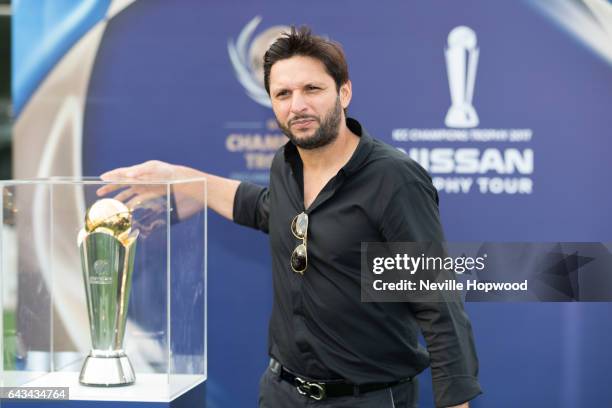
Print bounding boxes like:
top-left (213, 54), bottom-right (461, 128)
top-left (290, 212), bottom-right (308, 274)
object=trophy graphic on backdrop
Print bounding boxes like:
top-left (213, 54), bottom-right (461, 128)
top-left (444, 25), bottom-right (480, 129)
top-left (77, 198), bottom-right (138, 386)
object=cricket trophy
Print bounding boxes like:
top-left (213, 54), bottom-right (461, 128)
top-left (77, 198), bottom-right (138, 386)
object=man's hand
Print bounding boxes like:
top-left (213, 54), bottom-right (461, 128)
top-left (97, 160), bottom-right (204, 220)
top-left (98, 160), bottom-right (183, 207)
top-left (97, 160), bottom-right (240, 221)
top-left (449, 403), bottom-right (469, 408)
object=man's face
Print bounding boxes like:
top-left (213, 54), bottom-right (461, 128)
top-left (269, 55), bottom-right (350, 150)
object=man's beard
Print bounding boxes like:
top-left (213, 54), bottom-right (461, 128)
top-left (278, 97), bottom-right (343, 150)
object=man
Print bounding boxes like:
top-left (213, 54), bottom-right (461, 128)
top-left (99, 26), bottom-right (481, 408)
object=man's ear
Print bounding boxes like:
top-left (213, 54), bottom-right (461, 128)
top-left (340, 80), bottom-right (352, 109)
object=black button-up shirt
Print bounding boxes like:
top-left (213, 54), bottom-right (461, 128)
top-left (233, 118), bottom-right (481, 407)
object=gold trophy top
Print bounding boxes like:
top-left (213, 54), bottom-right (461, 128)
top-left (80, 198), bottom-right (135, 246)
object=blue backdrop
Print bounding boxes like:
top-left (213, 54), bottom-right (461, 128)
top-left (13, 1), bottom-right (612, 407)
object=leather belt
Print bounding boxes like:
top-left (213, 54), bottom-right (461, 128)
top-left (270, 359), bottom-right (411, 401)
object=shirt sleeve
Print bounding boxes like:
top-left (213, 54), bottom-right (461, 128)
top-left (380, 180), bottom-right (482, 408)
top-left (232, 181), bottom-right (270, 234)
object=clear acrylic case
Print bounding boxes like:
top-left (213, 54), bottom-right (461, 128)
top-left (1, 177), bottom-right (207, 402)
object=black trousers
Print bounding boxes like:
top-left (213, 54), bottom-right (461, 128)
top-left (258, 365), bottom-right (419, 408)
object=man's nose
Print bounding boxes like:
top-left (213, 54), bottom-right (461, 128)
top-left (290, 92), bottom-right (308, 114)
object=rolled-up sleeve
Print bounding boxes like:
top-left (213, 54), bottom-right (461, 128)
top-left (411, 297), bottom-right (482, 407)
top-left (380, 179), bottom-right (482, 407)
top-left (232, 181), bottom-right (270, 234)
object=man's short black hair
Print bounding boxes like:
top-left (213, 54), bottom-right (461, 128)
top-left (263, 26), bottom-right (349, 95)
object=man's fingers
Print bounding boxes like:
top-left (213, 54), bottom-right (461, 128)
top-left (98, 163), bottom-right (152, 196)
top-left (101, 162), bottom-right (155, 180)
top-left (97, 161), bottom-right (169, 197)
top-left (98, 167), bottom-right (133, 196)
top-left (100, 167), bottom-right (131, 181)
top-left (126, 192), bottom-right (162, 211)
top-left (96, 183), bottom-right (124, 196)
top-left (113, 187), bottom-right (136, 203)
top-left (126, 195), bottom-right (145, 211)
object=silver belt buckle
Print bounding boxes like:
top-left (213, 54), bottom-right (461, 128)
top-left (295, 376), bottom-right (326, 401)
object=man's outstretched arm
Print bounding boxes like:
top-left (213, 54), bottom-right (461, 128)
top-left (97, 160), bottom-right (240, 221)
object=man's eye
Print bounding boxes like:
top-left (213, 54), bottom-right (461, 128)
top-left (306, 86), bottom-right (320, 91)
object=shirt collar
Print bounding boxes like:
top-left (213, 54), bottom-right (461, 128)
top-left (283, 117), bottom-right (374, 177)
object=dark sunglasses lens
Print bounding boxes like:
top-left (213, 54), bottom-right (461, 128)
top-left (291, 244), bottom-right (307, 273)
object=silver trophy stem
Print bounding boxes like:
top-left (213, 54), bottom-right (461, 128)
top-left (78, 231), bottom-right (137, 386)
